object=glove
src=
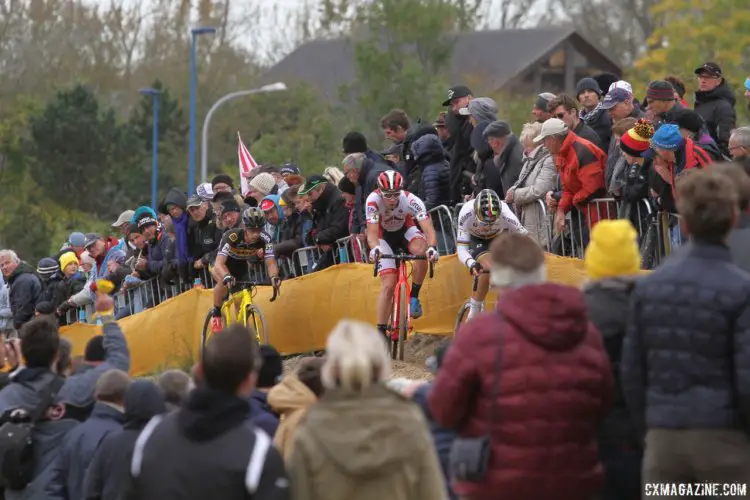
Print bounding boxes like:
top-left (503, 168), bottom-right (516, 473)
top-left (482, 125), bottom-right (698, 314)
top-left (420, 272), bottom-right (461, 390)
top-left (470, 261), bottom-right (483, 276)
top-left (426, 246), bottom-right (439, 263)
top-left (369, 246), bottom-right (381, 263)
top-left (222, 274), bottom-right (235, 286)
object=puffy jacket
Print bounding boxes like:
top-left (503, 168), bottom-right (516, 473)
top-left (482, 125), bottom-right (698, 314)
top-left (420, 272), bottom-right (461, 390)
top-left (429, 283), bottom-right (612, 500)
top-left (6, 262), bottom-right (42, 329)
top-left (411, 134), bottom-right (451, 210)
top-left (695, 81), bottom-right (736, 157)
top-left (311, 183), bottom-right (350, 246)
top-left (188, 205), bottom-right (222, 266)
top-left (583, 277), bottom-right (641, 449)
top-left (46, 402), bottom-right (125, 500)
top-left (556, 131), bottom-right (610, 226)
top-left (403, 125), bottom-right (440, 192)
top-left (580, 105), bottom-right (612, 149)
top-left (621, 242), bottom-right (750, 435)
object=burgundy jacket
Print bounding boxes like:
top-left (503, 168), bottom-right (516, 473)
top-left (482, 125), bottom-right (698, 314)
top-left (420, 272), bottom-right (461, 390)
top-left (429, 283), bottom-right (612, 500)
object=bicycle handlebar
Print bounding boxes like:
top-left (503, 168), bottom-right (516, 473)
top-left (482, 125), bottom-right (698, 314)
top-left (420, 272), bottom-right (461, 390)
top-left (224, 280), bottom-right (281, 303)
top-left (372, 253), bottom-right (434, 279)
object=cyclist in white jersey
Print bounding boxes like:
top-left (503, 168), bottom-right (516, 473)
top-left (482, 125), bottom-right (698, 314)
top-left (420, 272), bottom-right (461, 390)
top-left (366, 170), bottom-right (439, 339)
top-left (457, 189), bottom-right (528, 320)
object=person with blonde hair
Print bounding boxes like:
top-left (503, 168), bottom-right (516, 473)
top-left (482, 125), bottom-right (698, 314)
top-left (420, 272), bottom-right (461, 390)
top-left (289, 319), bottom-right (447, 500)
top-left (505, 121), bottom-right (556, 249)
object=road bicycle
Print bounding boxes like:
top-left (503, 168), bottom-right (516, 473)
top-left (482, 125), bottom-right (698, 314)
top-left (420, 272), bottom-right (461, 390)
top-left (453, 270), bottom-right (489, 336)
top-left (200, 281), bottom-right (279, 356)
top-left (373, 252), bottom-right (434, 361)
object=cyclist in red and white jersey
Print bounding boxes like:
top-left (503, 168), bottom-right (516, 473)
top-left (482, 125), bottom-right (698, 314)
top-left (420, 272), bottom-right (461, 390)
top-left (366, 170), bottom-right (439, 339)
top-left (457, 189), bottom-right (528, 320)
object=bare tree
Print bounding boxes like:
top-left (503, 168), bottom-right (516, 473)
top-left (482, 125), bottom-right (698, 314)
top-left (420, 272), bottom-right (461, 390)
top-left (478, 0), bottom-right (544, 30)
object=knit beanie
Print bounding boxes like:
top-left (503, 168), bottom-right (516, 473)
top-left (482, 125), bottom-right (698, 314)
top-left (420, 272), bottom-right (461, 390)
top-left (59, 252), bottom-right (79, 273)
top-left (620, 119), bottom-right (655, 157)
top-left (36, 257), bottom-right (59, 276)
top-left (593, 73), bottom-right (619, 96)
top-left (257, 344), bottom-right (283, 388)
top-left (249, 173), bottom-right (276, 196)
top-left (646, 80), bottom-right (675, 102)
top-left (575, 77), bottom-right (602, 98)
top-left (211, 174), bottom-right (234, 190)
top-left (651, 124), bottom-right (684, 151)
top-left (584, 220), bottom-right (641, 280)
top-left (675, 109), bottom-right (705, 135)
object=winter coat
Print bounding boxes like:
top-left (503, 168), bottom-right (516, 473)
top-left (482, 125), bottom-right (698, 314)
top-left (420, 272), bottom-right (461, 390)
top-left (403, 125), bottom-right (440, 193)
top-left (267, 375), bottom-right (317, 461)
top-left (146, 231), bottom-right (175, 282)
top-left (508, 145), bottom-right (556, 248)
top-left (583, 277), bottom-right (641, 449)
top-left (411, 134), bottom-right (451, 210)
top-left (6, 262), bottom-right (42, 329)
top-left (429, 283), bottom-right (612, 500)
top-left (311, 183), bottom-right (350, 246)
top-left (412, 383), bottom-right (457, 500)
top-left (573, 119), bottom-right (605, 151)
top-left (471, 121), bottom-right (503, 196)
top-left (289, 383), bottom-right (448, 500)
top-left (621, 241), bottom-right (750, 436)
top-left (38, 272), bottom-right (66, 309)
top-left (188, 205), bottom-right (222, 266)
top-left (493, 134), bottom-right (525, 196)
top-left (606, 135), bottom-right (628, 196)
top-left (695, 81), bottom-right (737, 157)
top-left (275, 210), bottom-right (309, 259)
top-left (694, 132), bottom-right (725, 161)
top-left (580, 105), bottom-right (612, 149)
top-left (648, 137), bottom-right (713, 213)
top-left (0, 277), bottom-right (13, 331)
top-left (83, 381), bottom-right (167, 500)
top-left (556, 131), bottom-right (611, 227)
top-left (46, 402), bottom-right (125, 500)
top-left (249, 389), bottom-right (280, 438)
top-left (446, 111), bottom-right (474, 204)
top-left (351, 151), bottom-right (391, 234)
top-left (56, 272), bottom-right (87, 306)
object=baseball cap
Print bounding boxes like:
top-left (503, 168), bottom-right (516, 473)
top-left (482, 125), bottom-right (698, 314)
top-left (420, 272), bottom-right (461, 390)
top-left (68, 232), bottom-right (86, 248)
top-left (196, 182), bottom-right (214, 202)
top-left (83, 233), bottom-right (101, 250)
top-left (600, 88), bottom-right (632, 109)
top-left (533, 118), bottom-right (568, 143)
top-left (609, 80), bottom-right (633, 95)
top-left (220, 198), bottom-right (241, 214)
top-left (483, 120), bottom-right (512, 139)
top-left (442, 85), bottom-right (472, 106)
top-left (112, 210), bottom-right (135, 228)
top-left (298, 175), bottom-right (328, 196)
top-left (186, 194), bottom-right (204, 209)
top-left (694, 62), bottom-right (722, 78)
top-left (260, 198), bottom-right (276, 212)
top-left (280, 163), bottom-right (300, 176)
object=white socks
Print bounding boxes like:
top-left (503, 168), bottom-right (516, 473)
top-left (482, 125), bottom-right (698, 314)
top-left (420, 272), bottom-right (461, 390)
top-left (467, 299), bottom-right (484, 320)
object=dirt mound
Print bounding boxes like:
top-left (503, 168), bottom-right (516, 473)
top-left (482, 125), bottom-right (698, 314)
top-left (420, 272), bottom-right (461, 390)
top-left (282, 333), bottom-right (448, 381)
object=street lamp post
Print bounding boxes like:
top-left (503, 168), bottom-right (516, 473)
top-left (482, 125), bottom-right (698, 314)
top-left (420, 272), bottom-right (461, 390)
top-left (139, 88), bottom-right (161, 211)
top-left (188, 26), bottom-right (217, 194)
top-left (200, 82), bottom-right (287, 183)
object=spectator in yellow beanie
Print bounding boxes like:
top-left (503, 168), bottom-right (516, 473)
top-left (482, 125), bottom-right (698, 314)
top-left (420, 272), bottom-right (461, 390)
top-left (584, 220), bottom-right (640, 279)
top-left (582, 218), bottom-right (643, 500)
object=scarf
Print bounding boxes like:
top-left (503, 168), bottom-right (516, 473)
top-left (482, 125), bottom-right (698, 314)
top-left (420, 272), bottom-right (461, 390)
top-left (172, 212), bottom-right (191, 265)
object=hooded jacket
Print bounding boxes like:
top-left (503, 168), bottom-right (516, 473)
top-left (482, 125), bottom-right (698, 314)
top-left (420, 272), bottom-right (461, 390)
top-left (288, 383), bottom-right (448, 500)
top-left (6, 261), bottom-right (42, 329)
top-left (47, 402), bottom-right (125, 500)
top-left (410, 134), bottom-right (451, 210)
top-left (261, 194), bottom-right (285, 243)
top-left (311, 183), bottom-right (350, 246)
top-left (268, 375), bottom-right (318, 461)
top-left (82, 381), bottom-right (166, 500)
top-left (695, 81), bottom-right (736, 157)
top-left (580, 105), bottom-right (612, 149)
top-left (146, 230), bottom-right (175, 280)
top-left (128, 386), bottom-right (289, 499)
top-left (429, 283), bottom-right (612, 500)
top-left (188, 205), bottom-right (222, 266)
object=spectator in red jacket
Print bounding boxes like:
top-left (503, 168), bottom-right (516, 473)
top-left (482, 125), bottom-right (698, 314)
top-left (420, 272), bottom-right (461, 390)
top-left (537, 118), bottom-right (612, 249)
top-left (429, 232), bottom-right (612, 500)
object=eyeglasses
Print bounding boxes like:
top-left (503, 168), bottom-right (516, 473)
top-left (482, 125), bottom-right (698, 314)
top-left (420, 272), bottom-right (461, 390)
top-left (381, 191), bottom-right (401, 199)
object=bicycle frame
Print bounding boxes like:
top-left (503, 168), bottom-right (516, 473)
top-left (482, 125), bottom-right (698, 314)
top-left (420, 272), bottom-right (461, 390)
top-left (222, 285), bottom-right (263, 336)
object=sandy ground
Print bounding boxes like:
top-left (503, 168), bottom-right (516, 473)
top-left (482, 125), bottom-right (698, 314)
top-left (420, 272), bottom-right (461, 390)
top-left (282, 333), bottom-right (448, 381)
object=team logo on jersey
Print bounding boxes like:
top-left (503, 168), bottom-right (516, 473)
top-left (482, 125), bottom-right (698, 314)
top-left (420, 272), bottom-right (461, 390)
top-left (229, 232), bottom-right (238, 242)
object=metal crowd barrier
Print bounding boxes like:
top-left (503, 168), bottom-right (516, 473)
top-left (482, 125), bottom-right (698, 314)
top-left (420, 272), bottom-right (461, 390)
top-left (291, 246), bottom-right (325, 276)
top-left (515, 199), bottom-right (550, 251)
top-left (428, 205), bottom-right (457, 255)
top-left (335, 236), bottom-right (367, 264)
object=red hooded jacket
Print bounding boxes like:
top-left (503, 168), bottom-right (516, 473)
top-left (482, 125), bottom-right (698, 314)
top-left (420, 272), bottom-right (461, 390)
top-left (429, 283), bottom-right (612, 500)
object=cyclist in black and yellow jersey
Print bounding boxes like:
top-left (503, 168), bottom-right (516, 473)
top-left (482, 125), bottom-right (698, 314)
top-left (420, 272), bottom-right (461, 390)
top-left (210, 207), bottom-right (281, 332)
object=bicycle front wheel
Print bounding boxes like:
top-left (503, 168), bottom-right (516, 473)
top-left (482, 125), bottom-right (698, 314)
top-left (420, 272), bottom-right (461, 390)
top-left (245, 305), bottom-right (268, 344)
top-left (454, 301), bottom-right (471, 338)
top-left (397, 282), bottom-right (408, 361)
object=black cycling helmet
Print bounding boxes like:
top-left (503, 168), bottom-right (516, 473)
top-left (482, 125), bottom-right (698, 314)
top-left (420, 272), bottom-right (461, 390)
top-left (242, 207), bottom-right (266, 229)
top-left (474, 189), bottom-right (501, 224)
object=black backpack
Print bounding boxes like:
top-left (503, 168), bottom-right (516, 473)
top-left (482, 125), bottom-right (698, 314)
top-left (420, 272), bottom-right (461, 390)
top-left (0, 376), bottom-right (64, 490)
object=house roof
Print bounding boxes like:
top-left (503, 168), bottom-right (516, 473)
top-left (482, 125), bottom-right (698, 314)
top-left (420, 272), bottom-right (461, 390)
top-left (258, 27), bottom-right (622, 100)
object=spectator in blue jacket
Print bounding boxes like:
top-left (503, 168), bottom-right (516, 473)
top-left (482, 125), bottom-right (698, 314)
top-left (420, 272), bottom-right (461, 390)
top-left (136, 213), bottom-right (175, 283)
top-left (250, 344), bottom-right (282, 437)
top-left (410, 133), bottom-right (451, 210)
top-left (621, 169), bottom-right (750, 484)
top-left (46, 369), bottom-right (131, 500)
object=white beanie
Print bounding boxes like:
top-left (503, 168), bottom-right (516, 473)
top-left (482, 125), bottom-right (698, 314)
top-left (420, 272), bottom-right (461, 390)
top-left (249, 173), bottom-right (276, 196)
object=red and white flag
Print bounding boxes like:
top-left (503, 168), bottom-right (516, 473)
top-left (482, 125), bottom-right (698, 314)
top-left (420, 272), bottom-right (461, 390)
top-left (237, 132), bottom-right (259, 196)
